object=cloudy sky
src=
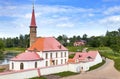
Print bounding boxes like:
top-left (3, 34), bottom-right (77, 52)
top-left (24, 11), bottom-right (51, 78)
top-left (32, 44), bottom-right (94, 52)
top-left (0, 0), bottom-right (120, 38)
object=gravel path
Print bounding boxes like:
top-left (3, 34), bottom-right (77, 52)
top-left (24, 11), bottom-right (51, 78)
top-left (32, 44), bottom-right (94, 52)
top-left (61, 58), bottom-right (120, 79)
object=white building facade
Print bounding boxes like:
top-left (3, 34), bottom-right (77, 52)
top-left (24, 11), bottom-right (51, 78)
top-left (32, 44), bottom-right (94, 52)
top-left (10, 37), bottom-right (69, 71)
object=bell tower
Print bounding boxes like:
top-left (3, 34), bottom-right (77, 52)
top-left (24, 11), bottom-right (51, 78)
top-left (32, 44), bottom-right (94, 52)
top-left (30, 4), bottom-right (37, 46)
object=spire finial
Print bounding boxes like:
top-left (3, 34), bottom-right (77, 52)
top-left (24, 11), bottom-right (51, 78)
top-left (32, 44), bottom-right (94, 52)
top-left (30, 0), bottom-right (37, 27)
top-left (32, 0), bottom-right (35, 9)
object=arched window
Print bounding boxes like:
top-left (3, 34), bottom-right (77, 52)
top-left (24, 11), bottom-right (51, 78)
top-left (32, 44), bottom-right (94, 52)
top-left (12, 62), bottom-right (14, 69)
top-left (20, 63), bottom-right (24, 70)
top-left (35, 62), bottom-right (37, 68)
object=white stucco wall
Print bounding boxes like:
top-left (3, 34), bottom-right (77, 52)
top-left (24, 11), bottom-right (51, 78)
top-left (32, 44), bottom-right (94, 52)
top-left (87, 53), bottom-right (102, 67)
top-left (9, 60), bottom-right (43, 70)
top-left (68, 63), bottom-right (89, 72)
top-left (1, 65), bottom-right (69, 79)
top-left (40, 64), bottom-right (68, 75)
top-left (0, 69), bottom-right (38, 79)
top-left (3, 52), bottom-right (102, 79)
top-left (10, 50), bottom-right (68, 70)
top-left (42, 51), bottom-right (68, 67)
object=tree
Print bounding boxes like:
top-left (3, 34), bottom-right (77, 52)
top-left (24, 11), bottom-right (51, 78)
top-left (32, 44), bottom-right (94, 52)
top-left (57, 35), bottom-right (68, 46)
top-left (82, 34), bottom-right (87, 40)
top-left (0, 39), bottom-right (4, 59)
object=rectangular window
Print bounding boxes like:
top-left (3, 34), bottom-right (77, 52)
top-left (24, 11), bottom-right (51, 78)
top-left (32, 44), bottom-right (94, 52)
top-left (61, 52), bottom-right (63, 57)
top-left (46, 61), bottom-right (48, 66)
top-left (65, 52), bottom-right (66, 57)
top-left (65, 59), bottom-right (67, 63)
top-left (12, 62), bottom-right (14, 69)
top-left (61, 59), bottom-right (63, 64)
top-left (50, 53), bottom-right (52, 58)
top-left (46, 53), bottom-right (48, 59)
top-left (56, 53), bottom-right (57, 58)
top-left (56, 60), bottom-right (58, 65)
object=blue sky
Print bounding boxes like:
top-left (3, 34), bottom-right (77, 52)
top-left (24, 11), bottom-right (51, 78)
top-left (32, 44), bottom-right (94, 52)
top-left (0, 0), bottom-right (120, 38)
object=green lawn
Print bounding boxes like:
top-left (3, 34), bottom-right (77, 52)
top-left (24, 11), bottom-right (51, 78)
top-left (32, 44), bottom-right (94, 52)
top-left (5, 47), bottom-right (26, 52)
top-left (29, 71), bottom-right (78, 79)
top-left (54, 71), bottom-right (79, 77)
top-left (67, 46), bottom-right (85, 52)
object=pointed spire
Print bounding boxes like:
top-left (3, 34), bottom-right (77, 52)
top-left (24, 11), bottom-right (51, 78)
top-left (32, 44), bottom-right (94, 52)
top-left (30, 3), bottom-right (37, 27)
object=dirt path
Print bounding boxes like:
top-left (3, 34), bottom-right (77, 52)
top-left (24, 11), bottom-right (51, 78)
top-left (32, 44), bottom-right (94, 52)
top-left (61, 58), bottom-right (120, 79)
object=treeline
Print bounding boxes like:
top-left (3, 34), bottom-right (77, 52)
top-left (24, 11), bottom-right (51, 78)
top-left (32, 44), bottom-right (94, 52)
top-left (57, 28), bottom-right (120, 52)
top-left (0, 28), bottom-right (120, 53)
top-left (0, 34), bottom-right (29, 48)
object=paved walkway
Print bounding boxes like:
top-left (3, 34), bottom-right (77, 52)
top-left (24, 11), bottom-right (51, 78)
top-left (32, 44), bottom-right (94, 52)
top-left (61, 59), bottom-right (120, 79)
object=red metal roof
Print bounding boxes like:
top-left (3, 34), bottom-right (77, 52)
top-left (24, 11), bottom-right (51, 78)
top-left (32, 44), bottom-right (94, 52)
top-left (30, 7), bottom-right (36, 27)
top-left (73, 51), bottom-right (98, 61)
top-left (28, 37), bottom-right (68, 51)
top-left (68, 51), bottom-right (98, 63)
top-left (11, 52), bottom-right (43, 61)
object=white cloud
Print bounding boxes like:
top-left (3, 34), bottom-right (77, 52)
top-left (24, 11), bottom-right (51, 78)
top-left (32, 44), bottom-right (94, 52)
top-left (99, 15), bottom-right (120, 24)
top-left (56, 23), bottom-right (74, 28)
top-left (0, 3), bottom-right (120, 38)
top-left (103, 6), bottom-right (120, 15)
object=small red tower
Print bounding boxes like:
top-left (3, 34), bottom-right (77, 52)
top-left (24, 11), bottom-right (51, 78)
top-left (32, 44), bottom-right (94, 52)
top-left (30, 5), bottom-right (37, 46)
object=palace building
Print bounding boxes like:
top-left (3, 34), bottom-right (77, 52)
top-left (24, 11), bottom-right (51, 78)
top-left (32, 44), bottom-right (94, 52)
top-left (9, 5), bottom-right (68, 71)
top-left (7, 4), bottom-right (102, 79)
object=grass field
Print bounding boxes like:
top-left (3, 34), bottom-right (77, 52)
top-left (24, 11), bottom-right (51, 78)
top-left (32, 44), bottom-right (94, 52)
top-left (5, 47), bottom-right (26, 52)
top-left (54, 71), bottom-right (79, 77)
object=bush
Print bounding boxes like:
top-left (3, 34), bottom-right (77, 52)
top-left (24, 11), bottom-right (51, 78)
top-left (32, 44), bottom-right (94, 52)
top-left (69, 54), bottom-right (75, 58)
top-left (114, 58), bottom-right (120, 71)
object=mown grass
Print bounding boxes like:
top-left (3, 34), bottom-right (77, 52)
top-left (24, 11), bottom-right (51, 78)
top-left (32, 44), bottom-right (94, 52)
top-left (89, 60), bottom-right (106, 71)
top-left (54, 71), bottom-right (79, 77)
top-left (67, 46), bottom-right (85, 52)
top-left (29, 76), bottom-right (46, 79)
top-left (30, 71), bottom-right (78, 79)
top-left (0, 68), bottom-right (5, 72)
top-left (4, 47), bottom-right (26, 55)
